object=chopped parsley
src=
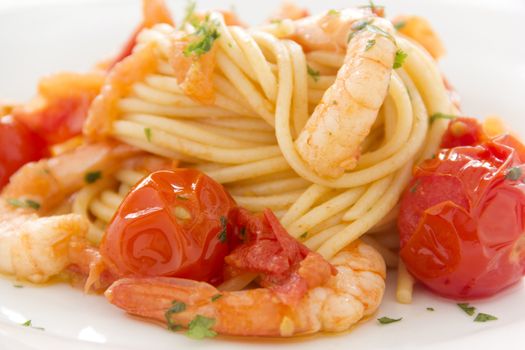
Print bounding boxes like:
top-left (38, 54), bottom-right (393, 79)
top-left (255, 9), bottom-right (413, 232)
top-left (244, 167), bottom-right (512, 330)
top-left (176, 194), bottom-right (189, 201)
top-left (474, 313), bottom-right (498, 322)
top-left (299, 232), bottom-right (308, 239)
top-left (377, 316), bottom-right (402, 324)
top-left (348, 22), bottom-right (394, 43)
top-left (332, 100), bottom-right (338, 105)
top-left (211, 294), bottom-right (223, 302)
top-left (239, 226), bottom-right (247, 241)
top-left (393, 49), bottom-right (408, 69)
top-left (409, 179), bottom-right (420, 193)
top-left (457, 303), bottom-right (476, 316)
top-left (183, 16), bottom-right (220, 58)
top-left (307, 65), bottom-right (320, 82)
top-left (505, 166), bottom-right (522, 181)
top-left (144, 127), bottom-right (152, 142)
top-left (13, 284), bottom-right (24, 288)
top-left (218, 216), bottom-right (228, 243)
top-left (394, 21), bottom-right (406, 30)
top-left (186, 315), bottom-right (217, 339)
top-left (430, 112), bottom-right (456, 123)
top-left (165, 301), bottom-right (187, 331)
top-left (270, 19), bottom-right (283, 24)
top-left (181, 0), bottom-right (199, 28)
top-left (6, 198), bottom-right (40, 210)
top-left (426, 307), bottom-right (435, 311)
top-left (327, 9), bottom-right (340, 16)
top-left (359, 0), bottom-right (385, 13)
top-left (84, 171), bottom-right (102, 184)
top-left (21, 320), bottom-right (44, 331)
top-left (365, 39), bottom-right (376, 51)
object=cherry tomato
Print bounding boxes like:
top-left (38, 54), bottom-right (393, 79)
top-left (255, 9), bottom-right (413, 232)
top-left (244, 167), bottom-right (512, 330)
top-left (0, 116), bottom-right (45, 189)
top-left (100, 169), bottom-right (236, 284)
top-left (398, 134), bottom-right (525, 298)
top-left (440, 117), bottom-right (486, 149)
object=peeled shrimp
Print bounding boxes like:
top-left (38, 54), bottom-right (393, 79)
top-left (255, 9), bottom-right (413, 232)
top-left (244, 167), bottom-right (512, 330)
top-left (0, 142), bottom-right (137, 282)
top-left (291, 9), bottom-right (397, 178)
top-left (106, 240), bottom-right (386, 337)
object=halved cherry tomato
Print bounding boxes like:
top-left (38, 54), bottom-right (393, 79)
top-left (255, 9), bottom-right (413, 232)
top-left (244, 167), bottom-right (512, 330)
top-left (0, 116), bottom-right (45, 189)
top-left (399, 130), bottom-right (525, 298)
top-left (100, 169), bottom-right (236, 284)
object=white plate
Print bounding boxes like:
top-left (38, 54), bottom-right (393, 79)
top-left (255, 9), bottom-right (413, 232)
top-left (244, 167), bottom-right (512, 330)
top-left (1, 0), bottom-right (525, 349)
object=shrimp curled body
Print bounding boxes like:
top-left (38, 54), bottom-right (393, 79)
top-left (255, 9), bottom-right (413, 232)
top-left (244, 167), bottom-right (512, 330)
top-left (292, 10), bottom-right (397, 178)
top-left (105, 240), bottom-right (386, 337)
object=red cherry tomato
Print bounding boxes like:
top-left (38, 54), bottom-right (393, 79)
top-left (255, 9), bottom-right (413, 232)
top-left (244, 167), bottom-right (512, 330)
top-left (0, 116), bottom-right (45, 189)
top-left (100, 169), bottom-right (236, 284)
top-left (398, 134), bottom-right (525, 298)
top-left (440, 117), bottom-right (486, 148)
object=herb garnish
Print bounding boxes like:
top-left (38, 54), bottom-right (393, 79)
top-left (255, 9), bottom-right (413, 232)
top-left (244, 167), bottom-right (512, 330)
top-left (409, 179), bottom-right (420, 193)
top-left (84, 171), bottom-right (102, 184)
top-left (186, 315), bottom-right (217, 339)
top-left (218, 216), bottom-right (228, 243)
top-left (393, 49), bottom-right (408, 69)
top-left (211, 294), bottom-right (223, 302)
top-left (327, 9), bottom-right (340, 16)
top-left (181, 0), bottom-right (199, 28)
top-left (365, 39), bottom-right (376, 51)
top-left (430, 112), bottom-right (456, 123)
top-left (183, 16), bottom-right (220, 58)
top-left (394, 21), bottom-right (406, 30)
top-left (176, 194), bottom-right (189, 201)
top-left (165, 301), bottom-right (187, 331)
top-left (505, 166), bottom-right (522, 181)
top-left (426, 307), bottom-right (435, 311)
top-left (457, 303), bottom-right (476, 316)
top-left (377, 316), bottom-right (402, 324)
top-left (307, 65), bottom-right (320, 82)
top-left (6, 198), bottom-right (41, 210)
top-left (13, 284), bottom-right (24, 288)
top-left (21, 320), bottom-right (45, 331)
top-left (474, 313), bottom-right (498, 322)
top-left (299, 232), bottom-right (308, 239)
top-left (144, 127), bottom-right (152, 142)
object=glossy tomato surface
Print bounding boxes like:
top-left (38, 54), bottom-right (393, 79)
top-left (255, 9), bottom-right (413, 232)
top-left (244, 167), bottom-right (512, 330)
top-left (100, 169), bottom-right (236, 284)
top-left (0, 115), bottom-right (45, 189)
top-left (399, 134), bottom-right (525, 298)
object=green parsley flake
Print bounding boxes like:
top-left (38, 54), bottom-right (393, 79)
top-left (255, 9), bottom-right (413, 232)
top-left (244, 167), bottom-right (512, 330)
top-left (394, 21), bottom-right (406, 30)
top-left (181, 0), bottom-right (198, 28)
top-left (474, 313), bottom-right (498, 322)
top-left (327, 9), bottom-right (340, 16)
top-left (270, 19), bottom-right (283, 24)
top-left (176, 195), bottom-right (189, 201)
top-left (7, 198), bottom-right (40, 210)
top-left (84, 171), bottom-right (102, 184)
top-left (211, 294), bottom-right (223, 302)
top-left (13, 284), bottom-right (24, 288)
top-left (409, 179), bottom-right (420, 193)
top-left (393, 49), bottom-right (408, 69)
top-left (430, 112), bottom-right (457, 123)
top-left (186, 315), bottom-right (217, 339)
top-left (165, 301), bottom-right (187, 331)
top-left (21, 320), bottom-right (44, 331)
top-left (300, 232), bottom-right (308, 239)
top-left (377, 316), bottom-right (402, 324)
top-left (144, 127), bottom-right (152, 142)
top-left (505, 166), bottom-right (522, 181)
top-left (218, 216), bottom-right (228, 243)
top-left (457, 303), bottom-right (476, 316)
top-left (426, 307), bottom-right (435, 311)
top-left (183, 17), bottom-right (221, 58)
top-left (307, 65), bottom-right (320, 82)
top-left (365, 39), bottom-right (376, 51)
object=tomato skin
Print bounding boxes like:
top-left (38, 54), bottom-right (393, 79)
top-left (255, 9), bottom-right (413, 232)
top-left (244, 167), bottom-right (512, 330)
top-left (0, 116), bottom-right (45, 189)
top-left (100, 169), bottom-right (236, 284)
top-left (440, 117), bottom-right (486, 149)
top-left (399, 136), bottom-right (525, 298)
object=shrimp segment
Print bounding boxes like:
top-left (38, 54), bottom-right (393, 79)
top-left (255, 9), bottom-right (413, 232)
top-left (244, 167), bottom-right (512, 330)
top-left (0, 142), bottom-right (136, 282)
top-left (105, 240), bottom-right (386, 337)
top-left (292, 10), bottom-right (397, 178)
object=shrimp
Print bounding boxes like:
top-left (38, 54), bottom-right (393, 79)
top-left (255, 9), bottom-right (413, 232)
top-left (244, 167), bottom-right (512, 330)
top-left (0, 142), bottom-right (137, 283)
top-left (105, 240), bottom-right (386, 337)
top-left (290, 9), bottom-right (397, 178)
